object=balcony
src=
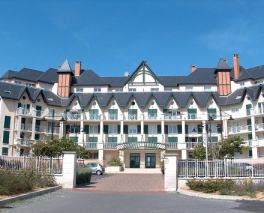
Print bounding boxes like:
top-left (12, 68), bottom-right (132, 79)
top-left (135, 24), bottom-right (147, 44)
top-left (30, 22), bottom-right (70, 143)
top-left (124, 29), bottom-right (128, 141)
top-left (88, 114), bottom-right (99, 120)
top-left (20, 124), bottom-right (32, 132)
top-left (104, 142), bottom-right (117, 149)
top-left (166, 142), bottom-right (178, 149)
top-left (16, 108), bottom-right (32, 116)
top-left (14, 138), bottom-right (33, 147)
top-left (228, 125), bottom-right (252, 134)
top-left (127, 114), bottom-right (138, 120)
top-left (83, 142), bottom-right (98, 149)
top-left (164, 114), bottom-right (181, 120)
top-left (188, 113), bottom-right (197, 120)
top-left (148, 114), bottom-right (157, 120)
top-left (186, 142), bottom-right (202, 149)
top-left (108, 114), bottom-right (118, 120)
top-left (35, 125), bottom-right (60, 134)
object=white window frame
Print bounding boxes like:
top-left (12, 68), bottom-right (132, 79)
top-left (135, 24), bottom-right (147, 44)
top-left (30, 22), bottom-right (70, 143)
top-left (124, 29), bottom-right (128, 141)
top-left (15, 81), bottom-right (21, 85)
top-left (94, 87), bottom-right (101, 92)
top-left (164, 88), bottom-right (172, 91)
top-left (115, 88), bottom-right (123, 92)
top-left (109, 125), bottom-right (118, 134)
top-left (76, 88), bottom-right (83, 93)
top-left (89, 125), bottom-right (98, 134)
top-left (128, 125), bottom-right (137, 134)
top-left (185, 86), bottom-right (193, 91)
top-left (129, 88), bottom-right (136, 92)
top-left (204, 86), bottom-right (211, 91)
top-left (239, 82), bottom-right (245, 87)
top-left (231, 107), bottom-right (239, 113)
top-left (151, 88), bottom-right (159, 92)
top-left (168, 125), bottom-right (177, 134)
top-left (148, 125), bottom-right (157, 134)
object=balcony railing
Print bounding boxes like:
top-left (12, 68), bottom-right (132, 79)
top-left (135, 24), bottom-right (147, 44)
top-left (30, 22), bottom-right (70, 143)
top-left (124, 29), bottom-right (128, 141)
top-left (164, 114), bottom-right (181, 120)
top-left (35, 125), bottom-right (60, 134)
top-left (21, 124), bottom-right (32, 131)
top-left (186, 142), bottom-right (202, 149)
top-left (108, 114), bottom-right (118, 120)
top-left (83, 142), bottom-right (98, 149)
top-left (228, 125), bottom-right (252, 133)
top-left (148, 114), bottom-right (157, 120)
top-left (104, 142), bottom-right (117, 149)
top-left (89, 114), bottom-right (99, 120)
top-left (127, 114), bottom-right (137, 120)
top-left (188, 113), bottom-right (197, 120)
top-left (166, 142), bottom-right (178, 149)
top-left (16, 108), bottom-right (31, 116)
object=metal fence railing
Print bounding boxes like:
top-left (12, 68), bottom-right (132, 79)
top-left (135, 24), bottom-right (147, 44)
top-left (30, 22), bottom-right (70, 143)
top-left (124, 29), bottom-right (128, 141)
top-left (178, 159), bottom-right (264, 178)
top-left (0, 155), bottom-right (63, 174)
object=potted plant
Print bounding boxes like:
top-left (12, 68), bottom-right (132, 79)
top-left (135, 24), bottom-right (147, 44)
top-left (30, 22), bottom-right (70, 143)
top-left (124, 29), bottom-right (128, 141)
top-left (160, 160), bottom-right (164, 175)
top-left (106, 157), bottom-right (123, 173)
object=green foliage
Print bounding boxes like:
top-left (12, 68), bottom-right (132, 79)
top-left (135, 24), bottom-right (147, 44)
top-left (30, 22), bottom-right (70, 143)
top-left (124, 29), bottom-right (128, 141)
top-left (160, 160), bottom-right (164, 169)
top-left (31, 137), bottom-right (91, 159)
top-left (191, 145), bottom-right (206, 160)
top-left (0, 169), bottom-right (56, 196)
top-left (192, 137), bottom-right (248, 160)
top-left (107, 157), bottom-right (122, 166)
top-left (76, 167), bottom-right (92, 184)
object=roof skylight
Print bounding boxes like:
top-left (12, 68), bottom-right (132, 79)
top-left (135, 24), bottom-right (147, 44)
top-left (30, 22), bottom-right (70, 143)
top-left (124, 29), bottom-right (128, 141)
top-left (47, 97), bottom-right (53, 101)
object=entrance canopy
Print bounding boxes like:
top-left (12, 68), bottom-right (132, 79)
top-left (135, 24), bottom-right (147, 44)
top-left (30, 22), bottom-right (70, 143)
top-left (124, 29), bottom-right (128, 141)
top-left (116, 142), bottom-right (166, 150)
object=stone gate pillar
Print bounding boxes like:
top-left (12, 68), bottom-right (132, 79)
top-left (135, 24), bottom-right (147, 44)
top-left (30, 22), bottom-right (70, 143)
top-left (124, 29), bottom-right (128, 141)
top-left (62, 151), bottom-right (76, 188)
top-left (164, 153), bottom-right (177, 192)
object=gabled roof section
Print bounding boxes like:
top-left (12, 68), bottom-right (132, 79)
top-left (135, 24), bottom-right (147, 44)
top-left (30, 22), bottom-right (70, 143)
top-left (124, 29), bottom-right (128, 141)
top-left (75, 93), bottom-right (94, 107)
top-left (72, 70), bottom-right (108, 86)
top-left (244, 85), bottom-right (262, 101)
top-left (133, 92), bottom-right (152, 107)
top-left (152, 92), bottom-right (172, 107)
top-left (101, 76), bottom-right (129, 87)
top-left (57, 59), bottom-right (73, 74)
top-left (224, 89), bottom-right (245, 105)
top-left (126, 61), bottom-right (160, 85)
top-left (93, 93), bottom-right (113, 107)
top-left (13, 68), bottom-right (44, 82)
top-left (0, 70), bottom-right (17, 79)
top-left (38, 68), bottom-right (58, 83)
top-left (180, 68), bottom-right (217, 85)
top-left (113, 93), bottom-right (133, 107)
top-left (41, 90), bottom-right (64, 106)
top-left (191, 92), bottom-right (213, 107)
top-left (0, 81), bottom-right (26, 100)
top-left (172, 92), bottom-right (191, 107)
top-left (157, 76), bottom-right (187, 87)
top-left (246, 65), bottom-right (264, 80)
top-left (26, 87), bottom-right (41, 102)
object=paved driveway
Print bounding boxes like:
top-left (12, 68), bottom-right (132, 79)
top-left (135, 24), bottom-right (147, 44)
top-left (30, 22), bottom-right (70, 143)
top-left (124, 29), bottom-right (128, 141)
top-left (74, 173), bottom-right (165, 193)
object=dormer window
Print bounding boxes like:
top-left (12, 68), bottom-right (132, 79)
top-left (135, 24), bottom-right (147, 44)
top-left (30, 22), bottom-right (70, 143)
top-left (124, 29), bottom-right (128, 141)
top-left (151, 88), bottom-right (159, 92)
top-left (47, 97), bottom-right (53, 101)
top-left (235, 95), bottom-right (241, 100)
top-left (185, 86), bottom-right (193, 91)
top-left (94, 87), bottom-right (101, 92)
top-left (204, 86), bottom-right (211, 91)
top-left (4, 90), bottom-right (11, 94)
top-left (76, 88), bottom-right (83, 93)
top-left (239, 82), bottom-right (245, 87)
top-left (129, 88), bottom-right (136, 92)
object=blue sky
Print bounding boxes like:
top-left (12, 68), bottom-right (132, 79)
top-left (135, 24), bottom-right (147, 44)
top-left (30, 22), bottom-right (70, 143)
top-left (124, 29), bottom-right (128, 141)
top-left (1, 0), bottom-right (264, 77)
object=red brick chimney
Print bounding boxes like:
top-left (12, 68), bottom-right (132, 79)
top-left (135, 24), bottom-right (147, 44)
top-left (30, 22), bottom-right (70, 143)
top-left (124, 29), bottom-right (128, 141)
top-left (191, 65), bottom-right (196, 72)
top-left (233, 54), bottom-right (240, 79)
top-left (75, 61), bottom-right (81, 76)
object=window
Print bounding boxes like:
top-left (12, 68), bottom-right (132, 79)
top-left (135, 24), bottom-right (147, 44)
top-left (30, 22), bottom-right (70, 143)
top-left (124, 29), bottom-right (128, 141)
top-left (148, 137), bottom-right (157, 143)
top-left (76, 88), bottom-right (83, 93)
top-left (94, 87), bottom-right (101, 92)
top-left (231, 107), bottom-right (239, 113)
top-left (168, 137), bottom-right (178, 142)
top-left (258, 103), bottom-right (264, 114)
top-left (26, 83), bottom-right (35, 87)
top-left (129, 88), bottom-right (136, 92)
top-left (89, 125), bottom-right (99, 134)
top-left (4, 116), bottom-right (11, 129)
top-left (109, 125), bottom-right (118, 134)
top-left (188, 109), bottom-right (197, 119)
top-left (44, 85), bottom-right (50, 91)
top-left (239, 82), bottom-right (245, 87)
top-left (3, 131), bottom-right (10, 144)
top-left (109, 109), bottom-right (118, 120)
top-left (89, 109), bottom-right (98, 120)
top-left (148, 125), bottom-right (157, 134)
top-left (204, 86), bottom-right (211, 91)
top-left (164, 88), bottom-right (172, 91)
top-left (115, 88), bottom-right (123, 92)
top-left (128, 109), bottom-right (137, 120)
top-left (168, 125), bottom-right (177, 134)
top-left (108, 137), bottom-right (117, 142)
top-left (207, 108), bottom-right (217, 119)
top-left (15, 81), bottom-right (21, 84)
top-left (151, 88), bottom-right (159, 92)
top-left (257, 80), bottom-right (264, 84)
top-left (128, 137), bottom-right (137, 143)
top-left (128, 125), bottom-right (137, 134)
top-left (2, 147), bottom-right (8, 155)
top-left (185, 86), bottom-right (193, 91)
top-left (148, 109), bottom-right (157, 119)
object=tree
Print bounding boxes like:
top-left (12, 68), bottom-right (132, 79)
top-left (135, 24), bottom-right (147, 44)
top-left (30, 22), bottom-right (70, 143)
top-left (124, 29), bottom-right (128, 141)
top-left (192, 136), bottom-right (248, 160)
top-left (31, 137), bottom-right (91, 159)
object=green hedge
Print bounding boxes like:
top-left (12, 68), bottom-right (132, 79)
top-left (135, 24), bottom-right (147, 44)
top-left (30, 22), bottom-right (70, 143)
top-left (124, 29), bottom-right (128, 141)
top-left (76, 167), bottom-right (92, 184)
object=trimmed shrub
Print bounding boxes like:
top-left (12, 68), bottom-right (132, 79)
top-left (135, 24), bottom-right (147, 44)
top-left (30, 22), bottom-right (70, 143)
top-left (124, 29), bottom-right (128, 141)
top-left (76, 167), bottom-right (92, 184)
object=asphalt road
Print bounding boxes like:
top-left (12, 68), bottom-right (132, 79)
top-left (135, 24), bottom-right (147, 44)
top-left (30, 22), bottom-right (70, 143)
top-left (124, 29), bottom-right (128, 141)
top-left (0, 189), bottom-right (263, 213)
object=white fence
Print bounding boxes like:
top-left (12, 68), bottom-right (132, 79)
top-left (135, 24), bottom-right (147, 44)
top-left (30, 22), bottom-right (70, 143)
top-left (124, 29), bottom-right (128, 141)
top-left (178, 159), bottom-right (264, 178)
top-left (0, 155), bottom-right (63, 174)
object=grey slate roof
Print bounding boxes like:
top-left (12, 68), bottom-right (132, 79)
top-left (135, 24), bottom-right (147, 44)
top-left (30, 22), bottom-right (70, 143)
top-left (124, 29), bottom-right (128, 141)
top-left (172, 92), bottom-right (192, 107)
top-left (192, 92), bottom-right (212, 107)
top-left (38, 68), bottom-right (58, 83)
top-left (13, 68), bottom-right (44, 82)
top-left (180, 68), bottom-right (217, 85)
top-left (72, 70), bottom-right (109, 86)
top-left (57, 59), bottom-right (72, 73)
top-left (101, 77), bottom-right (129, 87)
top-left (41, 90), bottom-right (64, 107)
top-left (246, 65), bottom-right (264, 79)
top-left (93, 93), bottom-right (113, 107)
top-left (133, 92), bottom-right (153, 107)
top-left (1, 70), bottom-right (18, 79)
top-left (157, 76), bottom-right (187, 87)
top-left (75, 93), bottom-right (94, 107)
top-left (152, 92), bottom-right (172, 107)
top-left (26, 87), bottom-right (41, 102)
top-left (216, 58), bottom-right (231, 70)
top-left (113, 93), bottom-right (133, 107)
top-left (0, 81), bottom-right (25, 100)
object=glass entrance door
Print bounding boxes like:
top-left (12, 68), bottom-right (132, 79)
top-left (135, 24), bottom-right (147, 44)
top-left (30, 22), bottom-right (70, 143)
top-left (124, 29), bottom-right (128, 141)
top-left (130, 153), bottom-right (140, 168)
top-left (145, 153), bottom-right (156, 168)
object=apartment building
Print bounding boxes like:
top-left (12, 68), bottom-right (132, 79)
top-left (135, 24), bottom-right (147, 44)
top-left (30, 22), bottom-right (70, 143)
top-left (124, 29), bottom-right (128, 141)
top-left (0, 54), bottom-right (264, 168)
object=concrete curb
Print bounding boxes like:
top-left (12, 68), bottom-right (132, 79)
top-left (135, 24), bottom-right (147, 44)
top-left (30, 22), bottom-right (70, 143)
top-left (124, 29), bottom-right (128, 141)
top-left (177, 188), bottom-right (255, 201)
top-left (0, 186), bottom-right (62, 205)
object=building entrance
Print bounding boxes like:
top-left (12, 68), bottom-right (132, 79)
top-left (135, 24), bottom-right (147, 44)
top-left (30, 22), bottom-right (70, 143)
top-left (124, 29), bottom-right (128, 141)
top-left (145, 153), bottom-right (156, 168)
top-left (130, 153), bottom-right (140, 168)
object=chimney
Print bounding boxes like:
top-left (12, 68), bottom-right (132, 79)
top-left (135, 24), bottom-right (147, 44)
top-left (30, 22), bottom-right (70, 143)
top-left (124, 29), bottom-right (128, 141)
top-left (75, 61), bottom-right (81, 76)
top-left (233, 54), bottom-right (240, 79)
top-left (191, 65), bottom-right (196, 72)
